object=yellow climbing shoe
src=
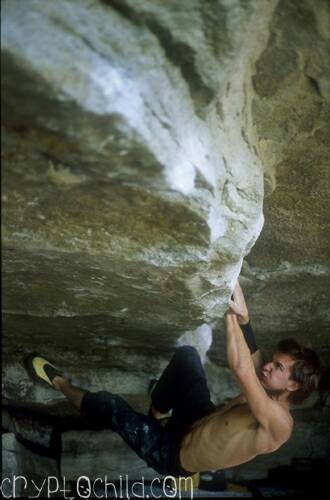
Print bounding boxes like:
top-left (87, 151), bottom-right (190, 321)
top-left (24, 353), bottom-right (62, 389)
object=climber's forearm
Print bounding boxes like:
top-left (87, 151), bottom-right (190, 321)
top-left (239, 321), bottom-right (258, 355)
top-left (239, 321), bottom-right (263, 375)
top-left (226, 313), bottom-right (255, 374)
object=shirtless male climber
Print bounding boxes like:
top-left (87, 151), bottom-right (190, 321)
top-left (25, 281), bottom-right (321, 478)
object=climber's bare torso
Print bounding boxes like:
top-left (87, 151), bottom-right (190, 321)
top-left (180, 394), bottom-right (293, 473)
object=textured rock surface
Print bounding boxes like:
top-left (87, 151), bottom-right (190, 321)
top-left (2, 0), bottom-right (330, 485)
top-left (244, 0), bottom-right (330, 362)
top-left (2, 0), bottom-right (269, 373)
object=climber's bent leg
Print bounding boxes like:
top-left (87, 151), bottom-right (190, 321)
top-left (80, 390), bottom-right (193, 477)
top-left (150, 346), bottom-right (216, 437)
top-left (151, 346), bottom-right (209, 415)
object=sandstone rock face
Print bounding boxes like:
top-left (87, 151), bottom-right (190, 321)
top-left (244, 0), bottom-right (330, 363)
top-left (2, 0), bottom-right (329, 485)
top-left (2, 0), bottom-right (270, 373)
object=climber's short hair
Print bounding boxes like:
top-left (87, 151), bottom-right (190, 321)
top-left (277, 338), bottom-right (321, 405)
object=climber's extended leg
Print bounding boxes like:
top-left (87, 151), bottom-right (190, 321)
top-left (78, 390), bottom-right (192, 476)
top-left (23, 352), bottom-right (202, 477)
top-left (24, 353), bottom-right (191, 476)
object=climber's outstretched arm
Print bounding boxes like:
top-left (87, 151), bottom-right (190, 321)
top-left (229, 281), bottom-right (264, 376)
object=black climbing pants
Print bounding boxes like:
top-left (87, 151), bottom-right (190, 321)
top-left (80, 346), bottom-right (216, 477)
